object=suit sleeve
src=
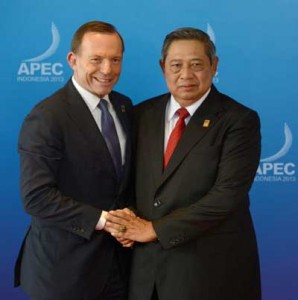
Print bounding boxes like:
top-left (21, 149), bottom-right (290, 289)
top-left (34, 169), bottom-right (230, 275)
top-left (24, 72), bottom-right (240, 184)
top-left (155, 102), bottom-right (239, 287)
top-left (152, 109), bottom-right (261, 249)
top-left (19, 104), bottom-right (101, 240)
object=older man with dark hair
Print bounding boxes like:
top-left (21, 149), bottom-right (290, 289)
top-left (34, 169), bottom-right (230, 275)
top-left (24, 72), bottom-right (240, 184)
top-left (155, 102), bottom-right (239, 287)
top-left (106, 27), bottom-right (261, 300)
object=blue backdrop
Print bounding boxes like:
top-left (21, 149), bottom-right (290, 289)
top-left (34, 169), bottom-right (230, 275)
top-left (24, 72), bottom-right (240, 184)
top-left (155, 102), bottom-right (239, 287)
top-left (1, 0), bottom-right (297, 299)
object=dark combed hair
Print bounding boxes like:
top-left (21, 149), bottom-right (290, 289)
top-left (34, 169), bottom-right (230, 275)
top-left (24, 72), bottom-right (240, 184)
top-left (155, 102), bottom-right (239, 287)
top-left (161, 27), bottom-right (216, 64)
top-left (71, 20), bottom-right (125, 53)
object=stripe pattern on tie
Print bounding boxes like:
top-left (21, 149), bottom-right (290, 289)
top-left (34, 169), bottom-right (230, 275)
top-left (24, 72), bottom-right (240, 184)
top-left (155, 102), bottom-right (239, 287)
top-left (164, 107), bottom-right (190, 168)
top-left (98, 99), bottom-right (122, 178)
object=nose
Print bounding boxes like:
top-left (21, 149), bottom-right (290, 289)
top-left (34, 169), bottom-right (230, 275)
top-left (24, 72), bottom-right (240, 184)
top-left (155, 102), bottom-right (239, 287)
top-left (180, 65), bottom-right (194, 79)
top-left (100, 59), bottom-right (112, 75)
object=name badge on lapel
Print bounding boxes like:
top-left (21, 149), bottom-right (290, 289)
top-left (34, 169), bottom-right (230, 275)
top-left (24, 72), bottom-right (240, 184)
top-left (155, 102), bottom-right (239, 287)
top-left (203, 119), bottom-right (210, 128)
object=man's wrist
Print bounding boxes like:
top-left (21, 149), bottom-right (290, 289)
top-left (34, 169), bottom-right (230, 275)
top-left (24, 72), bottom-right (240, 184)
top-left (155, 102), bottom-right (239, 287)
top-left (95, 211), bottom-right (108, 230)
top-left (148, 221), bottom-right (158, 241)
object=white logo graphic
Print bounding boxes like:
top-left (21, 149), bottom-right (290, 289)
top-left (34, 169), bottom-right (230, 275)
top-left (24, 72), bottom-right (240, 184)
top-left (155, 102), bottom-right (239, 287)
top-left (207, 23), bottom-right (219, 83)
top-left (23, 23), bottom-right (60, 62)
top-left (260, 123), bottom-right (292, 163)
top-left (255, 123), bottom-right (296, 182)
top-left (17, 22), bottom-right (64, 83)
top-left (207, 23), bottom-right (216, 44)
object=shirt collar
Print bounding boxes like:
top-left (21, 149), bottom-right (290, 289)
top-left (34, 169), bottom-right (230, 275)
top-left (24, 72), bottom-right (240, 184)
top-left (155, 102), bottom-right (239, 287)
top-left (72, 76), bottom-right (110, 112)
top-left (166, 88), bottom-right (211, 122)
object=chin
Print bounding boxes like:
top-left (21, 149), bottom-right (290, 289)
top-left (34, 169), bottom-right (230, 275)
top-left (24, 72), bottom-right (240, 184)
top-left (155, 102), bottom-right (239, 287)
top-left (95, 88), bottom-right (112, 97)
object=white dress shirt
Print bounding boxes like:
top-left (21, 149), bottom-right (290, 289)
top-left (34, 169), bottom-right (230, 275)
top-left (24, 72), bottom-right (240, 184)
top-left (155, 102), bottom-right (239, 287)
top-left (72, 77), bottom-right (126, 165)
top-left (164, 88), bottom-right (211, 151)
top-left (72, 77), bottom-right (126, 230)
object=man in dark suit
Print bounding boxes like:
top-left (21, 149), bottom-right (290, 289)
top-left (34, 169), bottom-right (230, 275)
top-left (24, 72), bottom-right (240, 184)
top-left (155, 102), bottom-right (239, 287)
top-left (105, 27), bottom-right (262, 300)
top-left (14, 21), bottom-right (133, 300)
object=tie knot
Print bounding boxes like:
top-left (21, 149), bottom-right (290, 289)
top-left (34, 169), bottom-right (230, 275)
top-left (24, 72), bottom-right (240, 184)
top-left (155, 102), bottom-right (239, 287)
top-left (98, 99), bottom-right (108, 111)
top-left (176, 108), bottom-right (189, 119)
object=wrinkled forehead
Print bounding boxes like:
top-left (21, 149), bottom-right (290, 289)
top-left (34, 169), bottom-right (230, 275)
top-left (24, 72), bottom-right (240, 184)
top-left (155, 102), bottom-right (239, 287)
top-left (78, 32), bottom-right (123, 54)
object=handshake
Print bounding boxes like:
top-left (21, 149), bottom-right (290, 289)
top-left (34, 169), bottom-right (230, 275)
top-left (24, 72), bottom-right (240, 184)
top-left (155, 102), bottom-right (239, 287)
top-left (103, 208), bottom-right (157, 247)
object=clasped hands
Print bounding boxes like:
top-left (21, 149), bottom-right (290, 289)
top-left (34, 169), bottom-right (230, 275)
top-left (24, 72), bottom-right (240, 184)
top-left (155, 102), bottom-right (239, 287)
top-left (104, 208), bottom-right (157, 247)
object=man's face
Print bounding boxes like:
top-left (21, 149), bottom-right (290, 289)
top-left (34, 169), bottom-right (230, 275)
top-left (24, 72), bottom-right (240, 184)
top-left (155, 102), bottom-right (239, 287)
top-left (160, 39), bottom-right (218, 107)
top-left (67, 32), bottom-right (123, 98)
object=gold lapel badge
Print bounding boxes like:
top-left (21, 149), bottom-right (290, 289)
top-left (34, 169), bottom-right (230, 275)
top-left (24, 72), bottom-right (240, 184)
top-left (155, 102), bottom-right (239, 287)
top-left (121, 105), bottom-right (126, 112)
top-left (203, 119), bottom-right (210, 128)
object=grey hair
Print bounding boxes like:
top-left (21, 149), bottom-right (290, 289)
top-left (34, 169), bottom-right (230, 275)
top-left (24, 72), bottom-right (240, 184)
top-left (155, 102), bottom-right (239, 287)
top-left (161, 27), bottom-right (216, 64)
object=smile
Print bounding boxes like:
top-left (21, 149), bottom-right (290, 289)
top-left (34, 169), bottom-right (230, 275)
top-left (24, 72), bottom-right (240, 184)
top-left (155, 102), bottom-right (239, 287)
top-left (94, 77), bottom-right (112, 83)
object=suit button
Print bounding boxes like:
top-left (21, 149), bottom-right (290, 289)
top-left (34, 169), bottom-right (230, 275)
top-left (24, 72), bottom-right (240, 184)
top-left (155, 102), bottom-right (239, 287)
top-left (153, 199), bottom-right (162, 207)
top-left (170, 239), bottom-right (177, 245)
top-left (80, 228), bottom-right (85, 233)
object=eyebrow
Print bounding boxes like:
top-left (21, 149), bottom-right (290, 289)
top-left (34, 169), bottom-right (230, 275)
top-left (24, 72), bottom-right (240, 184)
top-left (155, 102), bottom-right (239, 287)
top-left (169, 58), bottom-right (204, 62)
top-left (88, 55), bottom-right (122, 59)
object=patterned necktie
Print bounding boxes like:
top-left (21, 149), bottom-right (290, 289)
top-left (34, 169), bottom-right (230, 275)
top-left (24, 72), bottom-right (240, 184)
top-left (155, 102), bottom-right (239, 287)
top-left (164, 107), bottom-right (190, 168)
top-left (98, 99), bottom-right (122, 179)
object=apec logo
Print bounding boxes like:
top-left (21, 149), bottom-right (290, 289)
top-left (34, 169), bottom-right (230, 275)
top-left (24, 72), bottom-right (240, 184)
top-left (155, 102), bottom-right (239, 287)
top-left (17, 22), bottom-right (64, 83)
top-left (255, 123), bottom-right (296, 182)
top-left (207, 23), bottom-right (219, 84)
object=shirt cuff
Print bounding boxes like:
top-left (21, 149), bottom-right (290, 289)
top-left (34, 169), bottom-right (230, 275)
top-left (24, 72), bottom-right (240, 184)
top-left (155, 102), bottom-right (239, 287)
top-left (95, 211), bottom-right (107, 230)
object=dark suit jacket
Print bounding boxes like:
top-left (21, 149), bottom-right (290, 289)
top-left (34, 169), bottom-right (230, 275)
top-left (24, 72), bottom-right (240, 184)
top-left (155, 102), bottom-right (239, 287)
top-left (14, 80), bottom-right (133, 300)
top-left (130, 86), bottom-right (261, 300)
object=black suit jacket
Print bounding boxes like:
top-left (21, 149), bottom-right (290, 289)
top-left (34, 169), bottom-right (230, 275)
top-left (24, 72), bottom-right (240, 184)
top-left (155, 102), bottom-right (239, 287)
top-left (129, 86), bottom-right (261, 300)
top-left (14, 80), bottom-right (133, 300)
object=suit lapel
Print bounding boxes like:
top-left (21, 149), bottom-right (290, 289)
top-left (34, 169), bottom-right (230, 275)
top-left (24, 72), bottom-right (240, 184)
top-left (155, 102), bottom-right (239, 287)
top-left (110, 93), bottom-right (130, 135)
top-left (64, 81), bottom-right (106, 149)
top-left (109, 93), bottom-right (132, 190)
top-left (145, 95), bottom-right (169, 189)
top-left (160, 86), bottom-right (225, 187)
top-left (64, 81), bottom-right (117, 179)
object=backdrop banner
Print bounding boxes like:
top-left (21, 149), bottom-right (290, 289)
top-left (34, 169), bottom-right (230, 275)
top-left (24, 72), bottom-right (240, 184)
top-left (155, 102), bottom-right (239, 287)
top-left (1, 1), bottom-right (297, 299)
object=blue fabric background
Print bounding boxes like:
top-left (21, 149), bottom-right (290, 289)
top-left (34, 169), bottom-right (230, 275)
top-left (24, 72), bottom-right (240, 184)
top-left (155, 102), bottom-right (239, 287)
top-left (1, 1), bottom-right (297, 299)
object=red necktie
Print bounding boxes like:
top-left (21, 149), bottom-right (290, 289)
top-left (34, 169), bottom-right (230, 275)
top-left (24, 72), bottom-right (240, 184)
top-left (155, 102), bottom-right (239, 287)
top-left (164, 108), bottom-right (190, 168)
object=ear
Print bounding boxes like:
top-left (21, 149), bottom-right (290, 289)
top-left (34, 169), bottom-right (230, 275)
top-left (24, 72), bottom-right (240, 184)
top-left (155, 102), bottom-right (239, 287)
top-left (67, 52), bottom-right (77, 70)
top-left (159, 59), bottom-right (165, 74)
top-left (211, 56), bottom-right (219, 76)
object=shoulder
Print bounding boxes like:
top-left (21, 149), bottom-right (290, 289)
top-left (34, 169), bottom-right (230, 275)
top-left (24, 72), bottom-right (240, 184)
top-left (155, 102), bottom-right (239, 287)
top-left (214, 89), bottom-right (260, 129)
top-left (135, 93), bottom-right (169, 113)
top-left (213, 87), bottom-right (259, 119)
top-left (28, 84), bottom-right (68, 117)
top-left (20, 84), bottom-right (70, 138)
top-left (110, 90), bottom-right (133, 106)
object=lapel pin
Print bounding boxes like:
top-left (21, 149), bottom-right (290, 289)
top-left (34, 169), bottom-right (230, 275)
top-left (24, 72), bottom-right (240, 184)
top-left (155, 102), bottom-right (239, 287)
top-left (203, 119), bottom-right (210, 128)
top-left (121, 105), bottom-right (126, 113)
